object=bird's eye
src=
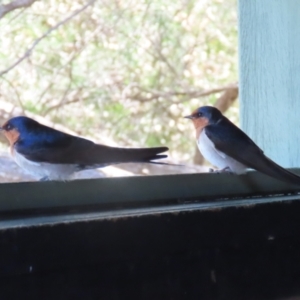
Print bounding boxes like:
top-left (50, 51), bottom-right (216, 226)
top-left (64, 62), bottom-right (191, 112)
top-left (197, 112), bottom-right (203, 117)
top-left (5, 124), bottom-right (12, 131)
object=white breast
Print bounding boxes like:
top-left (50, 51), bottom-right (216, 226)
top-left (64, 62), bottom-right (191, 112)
top-left (198, 130), bottom-right (247, 174)
top-left (13, 150), bottom-right (78, 180)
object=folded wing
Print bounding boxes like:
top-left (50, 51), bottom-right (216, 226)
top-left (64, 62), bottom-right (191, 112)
top-left (16, 126), bottom-right (168, 167)
top-left (205, 118), bottom-right (300, 186)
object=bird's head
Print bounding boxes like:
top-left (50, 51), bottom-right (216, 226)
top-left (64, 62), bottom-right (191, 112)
top-left (184, 106), bottom-right (222, 129)
top-left (0, 116), bottom-right (39, 146)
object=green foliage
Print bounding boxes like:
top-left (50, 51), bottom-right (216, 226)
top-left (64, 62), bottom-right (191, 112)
top-left (0, 0), bottom-right (237, 161)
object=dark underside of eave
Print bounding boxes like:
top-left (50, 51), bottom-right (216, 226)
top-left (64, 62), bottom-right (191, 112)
top-left (1, 171), bottom-right (300, 299)
top-left (0, 198), bottom-right (300, 299)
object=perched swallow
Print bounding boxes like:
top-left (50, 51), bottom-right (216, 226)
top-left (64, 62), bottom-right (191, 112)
top-left (185, 105), bottom-right (300, 185)
top-left (0, 116), bottom-right (168, 181)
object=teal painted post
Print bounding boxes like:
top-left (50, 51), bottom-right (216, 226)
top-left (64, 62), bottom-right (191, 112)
top-left (238, 1), bottom-right (300, 167)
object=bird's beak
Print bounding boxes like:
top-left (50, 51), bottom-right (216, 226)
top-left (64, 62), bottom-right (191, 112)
top-left (184, 115), bottom-right (194, 120)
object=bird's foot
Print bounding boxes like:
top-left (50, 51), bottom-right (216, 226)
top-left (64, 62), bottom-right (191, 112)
top-left (40, 176), bottom-right (49, 181)
top-left (209, 167), bottom-right (233, 174)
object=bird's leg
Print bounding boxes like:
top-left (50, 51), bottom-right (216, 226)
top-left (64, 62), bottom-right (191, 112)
top-left (39, 176), bottom-right (49, 181)
top-left (221, 166), bottom-right (233, 173)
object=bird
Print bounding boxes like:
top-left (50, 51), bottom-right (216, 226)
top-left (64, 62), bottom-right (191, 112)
top-left (0, 116), bottom-right (169, 181)
top-left (184, 105), bottom-right (300, 186)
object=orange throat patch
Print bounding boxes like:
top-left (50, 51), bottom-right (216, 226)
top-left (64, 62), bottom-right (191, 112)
top-left (191, 117), bottom-right (209, 140)
top-left (3, 129), bottom-right (20, 146)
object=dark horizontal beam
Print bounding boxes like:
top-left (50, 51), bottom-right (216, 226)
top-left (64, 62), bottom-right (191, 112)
top-left (0, 193), bottom-right (299, 230)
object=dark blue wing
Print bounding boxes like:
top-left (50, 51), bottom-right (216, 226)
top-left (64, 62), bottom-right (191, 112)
top-left (15, 123), bottom-right (168, 166)
top-left (205, 117), bottom-right (300, 186)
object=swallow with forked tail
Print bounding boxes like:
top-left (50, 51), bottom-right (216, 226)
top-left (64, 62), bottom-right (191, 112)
top-left (0, 116), bottom-right (168, 181)
top-left (185, 105), bottom-right (300, 186)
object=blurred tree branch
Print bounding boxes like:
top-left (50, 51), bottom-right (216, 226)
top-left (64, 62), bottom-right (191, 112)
top-left (0, 0), bottom-right (38, 19)
top-left (126, 83), bottom-right (238, 103)
top-left (0, 0), bottom-right (96, 77)
top-left (215, 85), bottom-right (239, 112)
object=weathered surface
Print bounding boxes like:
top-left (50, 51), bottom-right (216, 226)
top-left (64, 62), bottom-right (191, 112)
top-left (239, 0), bottom-right (300, 167)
